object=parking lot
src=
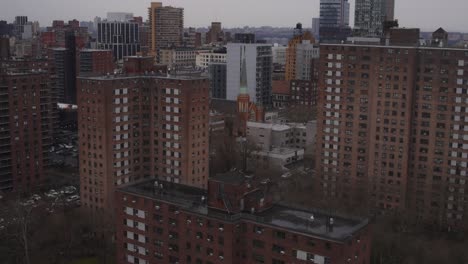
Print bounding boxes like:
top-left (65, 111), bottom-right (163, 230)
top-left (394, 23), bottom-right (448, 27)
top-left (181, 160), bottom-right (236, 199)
top-left (0, 185), bottom-right (80, 231)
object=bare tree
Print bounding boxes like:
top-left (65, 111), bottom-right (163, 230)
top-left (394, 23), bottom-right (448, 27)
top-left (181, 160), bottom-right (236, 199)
top-left (235, 137), bottom-right (261, 173)
top-left (282, 105), bottom-right (317, 123)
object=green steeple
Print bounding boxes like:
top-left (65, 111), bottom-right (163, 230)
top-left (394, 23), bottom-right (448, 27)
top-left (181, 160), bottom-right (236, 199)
top-left (239, 46), bottom-right (248, 95)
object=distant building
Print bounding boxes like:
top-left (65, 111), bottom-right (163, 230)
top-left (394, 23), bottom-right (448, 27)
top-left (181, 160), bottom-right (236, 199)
top-left (247, 121), bottom-right (316, 151)
top-left (227, 43), bottom-right (272, 107)
top-left (0, 37), bottom-right (9, 59)
top-left (0, 20), bottom-right (14, 36)
top-left (272, 44), bottom-right (287, 65)
top-left (285, 24), bottom-right (315, 81)
top-left (183, 27), bottom-right (198, 48)
top-left (50, 45), bottom-right (76, 104)
top-left (432, 27), bottom-right (449, 47)
top-left (196, 50), bottom-right (227, 69)
top-left (387, 28), bottom-right (420, 46)
top-left (236, 46), bottom-right (265, 135)
top-left (290, 78), bottom-right (318, 107)
top-left (138, 24), bottom-right (150, 55)
top-left (234, 33), bottom-right (256, 44)
top-left (78, 49), bottom-right (114, 75)
top-left (148, 2), bottom-right (184, 62)
top-left (254, 147), bottom-right (305, 167)
top-left (42, 19), bottom-right (90, 49)
top-left (272, 80), bottom-right (290, 108)
top-left (65, 31), bottom-right (77, 104)
top-left (106, 12), bottom-right (134, 22)
top-left (97, 21), bottom-right (140, 60)
top-left (354, 0), bottom-right (395, 37)
top-left (159, 47), bottom-right (196, 70)
top-left (13, 16), bottom-right (28, 39)
top-left (295, 41), bottom-right (319, 80)
top-left (312, 17), bottom-right (320, 38)
top-left (208, 63), bottom-right (227, 99)
top-left (206, 22), bottom-right (224, 44)
top-left (13, 38), bottom-right (42, 58)
top-left (319, 0), bottom-right (351, 42)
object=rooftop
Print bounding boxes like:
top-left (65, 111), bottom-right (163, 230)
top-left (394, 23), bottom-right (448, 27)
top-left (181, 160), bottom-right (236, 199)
top-left (256, 205), bottom-right (367, 241)
top-left (256, 147), bottom-right (305, 157)
top-left (81, 49), bottom-right (112, 52)
top-left (322, 42), bottom-right (468, 51)
top-left (119, 179), bottom-right (369, 242)
top-left (210, 170), bottom-right (252, 185)
top-left (77, 73), bottom-right (208, 81)
top-left (247, 121), bottom-right (290, 131)
top-left (120, 179), bottom-right (208, 215)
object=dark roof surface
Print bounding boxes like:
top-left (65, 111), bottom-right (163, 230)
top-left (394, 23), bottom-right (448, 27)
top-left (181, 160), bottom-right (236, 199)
top-left (119, 179), bottom-right (369, 242)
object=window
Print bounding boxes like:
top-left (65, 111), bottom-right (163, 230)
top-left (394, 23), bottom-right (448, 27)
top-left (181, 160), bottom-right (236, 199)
top-left (253, 226), bottom-right (264, 234)
top-left (272, 244), bottom-right (285, 254)
top-left (273, 231), bottom-right (286, 239)
top-left (272, 260), bottom-right (285, 264)
top-left (252, 253), bottom-right (265, 263)
top-left (253, 240), bottom-right (265, 249)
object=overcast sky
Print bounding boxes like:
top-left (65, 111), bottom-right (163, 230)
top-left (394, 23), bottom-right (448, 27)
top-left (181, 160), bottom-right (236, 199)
top-left (1, 0), bottom-right (467, 32)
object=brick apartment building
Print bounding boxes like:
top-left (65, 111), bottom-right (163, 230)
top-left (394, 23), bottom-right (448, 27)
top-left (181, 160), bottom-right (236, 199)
top-left (290, 79), bottom-right (318, 108)
top-left (272, 80), bottom-right (290, 108)
top-left (78, 49), bottom-right (114, 75)
top-left (0, 70), bottom-right (55, 191)
top-left (148, 2), bottom-right (184, 63)
top-left (77, 57), bottom-right (209, 210)
top-left (316, 42), bottom-right (468, 227)
top-left (115, 171), bottom-right (371, 264)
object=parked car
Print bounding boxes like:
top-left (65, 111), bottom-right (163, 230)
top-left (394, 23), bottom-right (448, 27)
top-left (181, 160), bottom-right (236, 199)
top-left (21, 200), bottom-right (35, 207)
top-left (66, 195), bottom-right (80, 203)
top-left (45, 190), bottom-right (59, 198)
top-left (63, 186), bottom-right (77, 195)
top-left (31, 194), bottom-right (41, 201)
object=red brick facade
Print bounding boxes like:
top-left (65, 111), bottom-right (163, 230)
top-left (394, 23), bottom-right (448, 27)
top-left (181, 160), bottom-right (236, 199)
top-left (78, 71), bottom-right (209, 210)
top-left (115, 176), bottom-right (371, 264)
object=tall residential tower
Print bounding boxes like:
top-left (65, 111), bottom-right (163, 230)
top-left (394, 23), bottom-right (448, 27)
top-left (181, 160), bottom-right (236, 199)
top-left (319, 0), bottom-right (351, 41)
top-left (354, 0), bottom-right (395, 37)
top-left (148, 2), bottom-right (184, 63)
top-left (78, 57), bottom-right (209, 211)
top-left (316, 41), bottom-right (468, 228)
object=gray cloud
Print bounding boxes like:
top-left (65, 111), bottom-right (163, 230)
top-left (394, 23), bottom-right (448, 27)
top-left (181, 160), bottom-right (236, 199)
top-left (1, 0), bottom-right (467, 32)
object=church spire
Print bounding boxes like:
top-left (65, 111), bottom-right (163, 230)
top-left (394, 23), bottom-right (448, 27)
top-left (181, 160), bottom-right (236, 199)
top-left (239, 46), bottom-right (248, 95)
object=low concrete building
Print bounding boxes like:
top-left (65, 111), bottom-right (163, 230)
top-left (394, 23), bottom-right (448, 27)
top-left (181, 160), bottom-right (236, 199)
top-left (160, 47), bottom-right (197, 69)
top-left (246, 121), bottom-right (316, 151)
top-left (254, 147), bottom-right (305, 168)
top-left (196, 50), bottom-right (227, 69)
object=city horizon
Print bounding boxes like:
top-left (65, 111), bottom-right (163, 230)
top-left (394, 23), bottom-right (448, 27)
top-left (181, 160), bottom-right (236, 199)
top-left (1, 0), bottom-right (468, 32)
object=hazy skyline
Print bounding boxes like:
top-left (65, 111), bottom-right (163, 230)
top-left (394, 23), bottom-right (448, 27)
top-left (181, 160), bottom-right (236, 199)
top-left (1, 0), bottom-right (468, 32)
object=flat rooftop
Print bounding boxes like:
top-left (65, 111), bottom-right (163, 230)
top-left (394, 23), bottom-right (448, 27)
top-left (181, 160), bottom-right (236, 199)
top-left (120, 179), bottom-right (208, 215)
top-left (256, 147), bottom-right (305, 157)
top-left (322, 42), bottom-right (468, 51)
top-left (247, 121), bottom-right (290, 131)
top-left (81, 49), bottom-right (112, 52)
top-left (77, 74), bottom-right (208, 81)
top-left (210, 170), bottom-right (252, 185)
top-left (119, 179), bottom-right (368, 243)
top-left (257, 205), bottom-right (367, 241)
